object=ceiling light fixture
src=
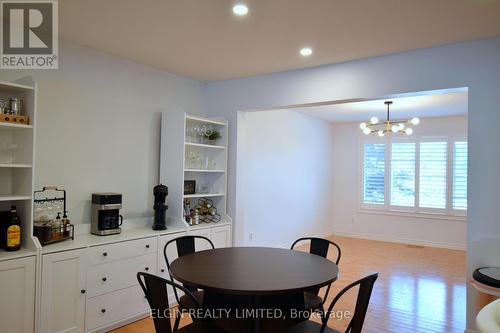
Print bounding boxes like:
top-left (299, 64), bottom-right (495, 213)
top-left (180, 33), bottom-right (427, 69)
top-left (300, 47), bottom-right (313, 56)
top-left (359, 101), bottom-right (420, 136)
top-left (232, 3), bottom-right (249, 16)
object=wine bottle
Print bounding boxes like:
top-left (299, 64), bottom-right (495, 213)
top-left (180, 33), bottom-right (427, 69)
top-left (6, 206), bottom-right (21, 252)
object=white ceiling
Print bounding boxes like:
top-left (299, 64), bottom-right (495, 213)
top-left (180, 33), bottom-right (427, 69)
top-left (290, 90), bottom-right (468, 123)
top-left (60, 0), bottom-right (500, 82)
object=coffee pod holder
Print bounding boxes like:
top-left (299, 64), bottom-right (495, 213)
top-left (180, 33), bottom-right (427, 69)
top-left (33, 186), bottom-right (74, 246)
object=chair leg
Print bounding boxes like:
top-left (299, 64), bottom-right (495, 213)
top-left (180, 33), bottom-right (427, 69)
top-left (318, 304), bottom-right (327, 325)
top-left (173, 310), bottom-right (181, 331)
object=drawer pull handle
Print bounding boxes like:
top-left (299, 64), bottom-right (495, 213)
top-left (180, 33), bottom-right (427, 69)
top-left (102, 277), bottom-right (107, 282)
top-left (146, 244), bottom-right (150, 249)
top-left (160, 269), bottom-right (165, 273)
top-left (101, 309), bottom-right (106, 314)
top-left (80, 289), bottom-right (86, 294)
top-left (102, 252), bottom-right (108, 257)
top-left (145, 267), bottom-right (149, 271)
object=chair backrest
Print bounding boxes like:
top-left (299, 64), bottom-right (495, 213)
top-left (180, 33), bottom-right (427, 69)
top-left (164, 235), bottom-right (215, 300)
top-left (291, 237), bottom-right (341, 265)
top-left (291, 237), bottom-right (342, 302)
top-left (137, 272), bottom-right (201, 333)
top-left (322, 273), bottom-right (378, 333)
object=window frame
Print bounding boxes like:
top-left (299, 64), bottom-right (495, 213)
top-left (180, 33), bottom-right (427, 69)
top-left (359, 135), bottom-right (467, 221)
top-left (450, 140), bottom-right (468, 217)
top-left (359, 137), bottom-right (387, 211)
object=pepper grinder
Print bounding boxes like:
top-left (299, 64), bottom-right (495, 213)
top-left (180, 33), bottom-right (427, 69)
top-left (152, 184), bottom-right (168, 230)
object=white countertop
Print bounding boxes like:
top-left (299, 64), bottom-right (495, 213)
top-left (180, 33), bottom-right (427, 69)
top-left (40, 216), bottom-right (232, 254)
top-left (41, 217), bottom-right (187, 254)
top-left (0, 248), bottom-right (37, 262)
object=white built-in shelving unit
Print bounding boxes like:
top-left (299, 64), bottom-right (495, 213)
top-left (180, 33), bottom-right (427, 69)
top-left (160, 111), bottom-right (231, 229)
top-left (0, 79), bottom-right (38, 261)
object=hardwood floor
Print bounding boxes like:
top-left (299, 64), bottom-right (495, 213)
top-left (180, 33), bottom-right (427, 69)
top-left (110, 235), bottom-right (466, 333)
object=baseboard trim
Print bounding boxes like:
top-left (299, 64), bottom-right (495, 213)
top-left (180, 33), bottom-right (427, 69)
top-left (274, 231), bottom-right (334, 249)
top-left (88, 310), bottom-right (150, 333)
top-left (332, 231), bottom-right (466, 251)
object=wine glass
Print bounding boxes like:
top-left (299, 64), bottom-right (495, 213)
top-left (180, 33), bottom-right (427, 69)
top-left (200, 125), bottom-right (208, 144)
top-left (204, 126), bottom-right (213, 143)
top-left (192, 124), bottom-right (201, 143)
top-left (186, 124), bottom-right (195, 142)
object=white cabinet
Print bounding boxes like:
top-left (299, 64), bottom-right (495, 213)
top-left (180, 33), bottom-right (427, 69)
top-left (158, 232), bottom-right (187, 305)
top-left (157, 232), bottom-right (186, 279)
top-left (85, 239), bottom-right (157, 332)
top-left (211, 224), bottom-right (232, 248)
top-left (187, 227), bottom-right (214, 250)
top-left (86, 284), bottom-right (148, 331)
top-left (86, 253), bottom-right (156, 298)
top-left (0, 256), bottom-right (36, 333)
top-left (187, 224), bottom-right (232, 249)
top-left (87, 237), bottom-right (156, 266)
top-left (40, 249), bottom-right (88, 333)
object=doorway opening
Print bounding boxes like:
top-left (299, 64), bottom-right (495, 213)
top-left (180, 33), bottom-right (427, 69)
top-left (235, 87), bottom-right (468, 333)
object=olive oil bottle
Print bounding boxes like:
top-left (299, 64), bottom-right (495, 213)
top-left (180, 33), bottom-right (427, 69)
top-left (6, 206), bottom-right (21, 252)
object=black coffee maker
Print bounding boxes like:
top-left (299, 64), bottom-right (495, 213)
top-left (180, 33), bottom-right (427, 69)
top-left (153, 184), bottom-right (168, 230)
top-left (91, 193), bottom-right (123, 236)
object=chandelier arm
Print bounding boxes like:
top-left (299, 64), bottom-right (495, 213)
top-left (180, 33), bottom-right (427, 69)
top-left (361, 101), bottom-right (414, 136)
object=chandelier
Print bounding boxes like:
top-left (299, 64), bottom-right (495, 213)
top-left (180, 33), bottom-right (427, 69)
top-left (359, 101), bottom-right (420, 137)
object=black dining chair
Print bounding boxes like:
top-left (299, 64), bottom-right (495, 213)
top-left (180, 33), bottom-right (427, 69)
top-left (287, 273), bottom-right (378, 333)
top-left (291, 237), bottom-right (342, 311)
top-left (137, 272), bottom-right (225, 333)
top-left (164, 235), bottom-right (215, 330)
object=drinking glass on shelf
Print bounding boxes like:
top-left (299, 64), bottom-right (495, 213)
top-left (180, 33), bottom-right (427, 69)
top-left (187, 124), bottom-right (197, 143)
top-left (196, 156), bottom-right (208, 170)
top-left (185, 150), bottom-right (197, 169)
top-left (0, 143), bottom-right (18, 164)
top-left (198, 183), bottom-right (212, 194)
top-left (207, 159), bottom-right (217, 170)
top-left (192, 123), bottom-right (201, 143)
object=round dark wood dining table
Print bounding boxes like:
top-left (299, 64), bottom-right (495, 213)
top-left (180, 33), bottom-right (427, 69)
top-left (170, 247), bottom-right (339, 333)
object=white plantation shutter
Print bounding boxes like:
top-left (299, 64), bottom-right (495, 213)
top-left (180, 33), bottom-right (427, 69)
top-left (453, 142), bottom-right (468, 210)
top-left (391, 143), bottom-right (416, 207)
top-left (363, 143), bottom-right (385, 204)
top-left (419, 142), bottom-right (448, 209)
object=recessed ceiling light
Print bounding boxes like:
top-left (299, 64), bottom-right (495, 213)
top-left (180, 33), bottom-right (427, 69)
top-left (233, 4), bottom-right (249, 16)
top-left (300, 47), bottom-right (313, 56)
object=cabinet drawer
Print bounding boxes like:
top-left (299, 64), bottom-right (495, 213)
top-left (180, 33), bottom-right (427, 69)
top-left (87, 253), bottom-right (157, 297)
top-left (88, 237), bottom-right (157, 265)
top-left (86, 284), bottom-right (149, 330)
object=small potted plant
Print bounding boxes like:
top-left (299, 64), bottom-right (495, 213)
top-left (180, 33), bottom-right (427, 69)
top-left (207, 130), bottom-right (221, 145)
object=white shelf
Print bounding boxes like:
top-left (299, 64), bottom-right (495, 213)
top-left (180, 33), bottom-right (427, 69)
top-left (186, 115), bottom-right (227, 126)
top-left (185, 142), bottom-right (227, 149)
top-left (184, 169), bottom-right (226, 173)
top-left (161, 111), bottom-right (229, 226)
top-left (0, 122), bottom-right (33, 130)
top-left (0, 195), bottom-right (32, 202)
top-left (183, 193), bottom-right (226, 199)
top-left (0, 81), bottom-right (34, 93)
top-left (0, 164), bottom-right (32, 168)
top-left (187, 218), bottom-right (232, 230)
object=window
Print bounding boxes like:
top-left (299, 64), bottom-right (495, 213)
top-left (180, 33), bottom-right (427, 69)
top-left (391, 143), bottom-right (416, 207)
top-left (362, 138), bottom-right (467, 217)
top-left (419, 142), bottom-right (447, 209)
top-left (363, 143), bottom-right (385, 204)
top-left (453, 142), bottom-right (468, 210)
